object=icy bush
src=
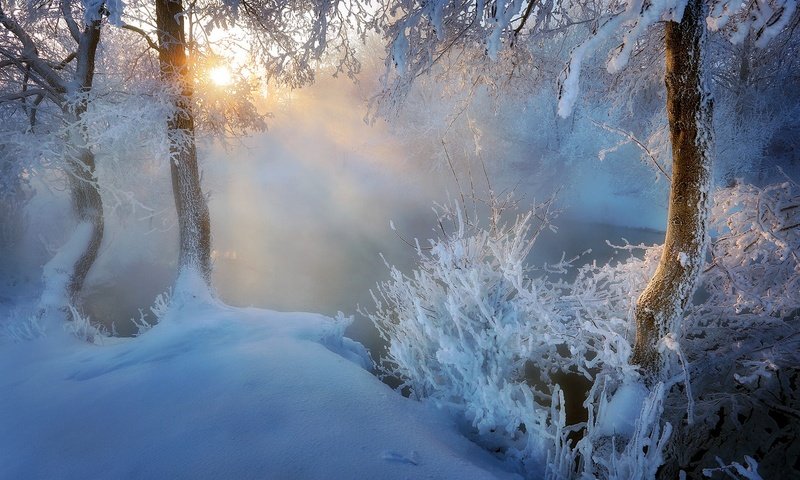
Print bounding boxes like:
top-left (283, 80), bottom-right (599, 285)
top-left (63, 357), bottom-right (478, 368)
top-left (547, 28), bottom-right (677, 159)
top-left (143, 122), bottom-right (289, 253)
top-left (64, 306), bottom-right (108, 344)
top-left (130, 288), bottom-right (172, 336)
top-left (369, 180), bottom-right (799, 478)
top-left (367, 197), bottom-right (671, 478)
top-left (0, 305), bottom-right (108, 344)
top-left (370, 199), bottom-right (559, 470)
top-left (0, 312), bottom-right (47, 343)
top-left (701, 180), bottom-right (800, 319)
top-left (667, 179), bottom-right (800, 478)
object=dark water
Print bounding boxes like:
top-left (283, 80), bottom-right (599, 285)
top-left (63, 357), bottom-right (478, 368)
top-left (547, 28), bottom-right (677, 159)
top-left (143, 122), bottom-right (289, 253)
top-left (83, 216), bottom-right (663, 358)
top-left (344, 219), bottom-right (664, 363)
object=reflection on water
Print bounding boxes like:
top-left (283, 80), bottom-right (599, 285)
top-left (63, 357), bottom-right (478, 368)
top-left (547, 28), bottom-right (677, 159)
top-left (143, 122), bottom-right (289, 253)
top-left (84, 204), bottom-right (664, 359)
top-left (209, 215), bottom-right (664, 358)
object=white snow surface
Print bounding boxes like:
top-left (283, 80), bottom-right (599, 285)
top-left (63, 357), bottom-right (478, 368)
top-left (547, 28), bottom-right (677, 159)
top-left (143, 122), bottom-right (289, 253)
top-left (595, 382), bottom-right (650, 439)
top-left (0, 290), bottom-right (520, 479)
top-left (38, 221), bottom-right (95, 312)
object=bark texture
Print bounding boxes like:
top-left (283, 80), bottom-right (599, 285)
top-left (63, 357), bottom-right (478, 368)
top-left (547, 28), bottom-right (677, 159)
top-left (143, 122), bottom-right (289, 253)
top-left (63, 137), bottom-right (104, 301)
top-left (156, 0), bottom-right (212, 281)
top-left (64, 18), bottom-right (104, 303)
top-left (631, 0), bottom-right (713, 372)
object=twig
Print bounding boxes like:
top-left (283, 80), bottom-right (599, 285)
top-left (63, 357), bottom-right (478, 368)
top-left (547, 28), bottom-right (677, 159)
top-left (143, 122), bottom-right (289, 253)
top-left (589, 118), bottom-right (671, 181)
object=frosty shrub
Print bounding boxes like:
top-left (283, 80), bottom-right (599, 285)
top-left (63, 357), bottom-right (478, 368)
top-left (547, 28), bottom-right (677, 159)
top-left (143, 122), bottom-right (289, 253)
top-left (702, 180), bottom-right (800, 319)
top-left (368, 196), bottom-right (672, 478)
top-left (64, 306), bottom-right (109, 344)
top-left (0, 305), bottom-right (108, 344)
top-left (0, 311), bottom-right (47, 343)
top-left (370, 198), bottom-right (558, 470)
top-left (369, 180), bottom-right (799, 479)
top-left (664, 179), bottom-right (800, 478)
top-left (130, 288), bottom-right (173, 336)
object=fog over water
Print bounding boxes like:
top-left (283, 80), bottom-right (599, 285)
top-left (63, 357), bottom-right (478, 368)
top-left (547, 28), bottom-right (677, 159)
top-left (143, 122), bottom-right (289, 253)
top-left (16, 75), bottom-right (669, 355)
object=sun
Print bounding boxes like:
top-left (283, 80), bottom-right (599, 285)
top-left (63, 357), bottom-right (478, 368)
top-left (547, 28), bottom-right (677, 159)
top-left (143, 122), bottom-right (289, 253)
top-left (209, 65), bottom-right (234, 86)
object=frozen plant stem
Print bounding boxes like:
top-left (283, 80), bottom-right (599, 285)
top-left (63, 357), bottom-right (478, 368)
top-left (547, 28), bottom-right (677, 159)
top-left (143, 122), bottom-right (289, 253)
top-left (632, 0), bottom-right (712, 373)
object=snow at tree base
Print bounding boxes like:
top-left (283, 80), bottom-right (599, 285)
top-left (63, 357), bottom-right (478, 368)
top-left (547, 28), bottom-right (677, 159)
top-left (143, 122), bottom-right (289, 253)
top-left (2, 0), bottom-right (800, 478)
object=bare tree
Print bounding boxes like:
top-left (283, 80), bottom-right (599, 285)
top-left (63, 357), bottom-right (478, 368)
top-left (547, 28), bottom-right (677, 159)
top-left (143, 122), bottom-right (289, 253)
top-left (0, 0), bottom-right (114, 315)
top-left (121, 0), bottom-right (364, 288)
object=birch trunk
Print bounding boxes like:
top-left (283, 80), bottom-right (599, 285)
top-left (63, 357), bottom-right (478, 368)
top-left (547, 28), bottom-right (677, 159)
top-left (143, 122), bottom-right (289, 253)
top-left (631, 0), bottom-right (713, 372)
top-left (155, 0), bottom-right (212, 282)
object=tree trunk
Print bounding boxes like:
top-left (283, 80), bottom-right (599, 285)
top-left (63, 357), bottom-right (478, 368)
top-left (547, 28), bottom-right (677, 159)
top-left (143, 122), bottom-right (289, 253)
top-left (631, 0), bottom-right (713, 372)
top-left (155, 0), bottom-right (212, 282)
top-left (65, 19), bottom-right (104, 302)
top-left (39, 18), bottom-right (104, 313)
top-left (62, 128), bottom-right (104, 303)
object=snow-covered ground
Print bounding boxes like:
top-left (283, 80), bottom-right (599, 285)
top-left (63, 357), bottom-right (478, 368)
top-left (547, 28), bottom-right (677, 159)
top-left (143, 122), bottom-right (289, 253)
top-left (0, 277), bottom-right (520, 480)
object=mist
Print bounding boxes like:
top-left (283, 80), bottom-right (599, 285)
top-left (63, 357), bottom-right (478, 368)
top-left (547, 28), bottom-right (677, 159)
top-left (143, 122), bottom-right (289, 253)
top-left (3, 2), bottom-right (799, 477)
top-left (5, 73), bottom-right (661, 350)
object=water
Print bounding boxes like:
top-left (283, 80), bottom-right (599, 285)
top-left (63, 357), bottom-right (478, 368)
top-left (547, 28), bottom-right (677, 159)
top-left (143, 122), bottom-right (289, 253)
top-left (84, 212), bottom-right (663, 349)
top-left (341, 219), bottom-right (665, 360)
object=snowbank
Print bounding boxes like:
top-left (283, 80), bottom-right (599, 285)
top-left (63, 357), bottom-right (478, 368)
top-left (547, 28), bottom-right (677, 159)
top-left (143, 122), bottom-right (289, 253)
top-left (0, 294), bottom-right (519, 480)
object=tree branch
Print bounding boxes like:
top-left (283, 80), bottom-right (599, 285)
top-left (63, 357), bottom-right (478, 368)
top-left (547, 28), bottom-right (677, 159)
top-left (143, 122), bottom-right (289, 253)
top-left (60, 0), bottom-right (82, 43)
top-left (51, 51), bottom-right (77, 70)
top-left (590, 118), bottom-right (671, 181)
top-left (121, 23), bottom-right (162, 52)
top-left (0, 47), bottom-right (64, 100)
top-left (0, 88), bottom-right (50, 102)
top-left (0, 4), bottom-right (68, 93)
top-left (512, 0), bottom-right (540, 43)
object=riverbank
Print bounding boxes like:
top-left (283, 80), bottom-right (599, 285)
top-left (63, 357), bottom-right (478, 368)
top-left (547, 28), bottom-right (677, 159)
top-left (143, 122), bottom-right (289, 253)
top-left (0, 278), bottom-right (520, 480)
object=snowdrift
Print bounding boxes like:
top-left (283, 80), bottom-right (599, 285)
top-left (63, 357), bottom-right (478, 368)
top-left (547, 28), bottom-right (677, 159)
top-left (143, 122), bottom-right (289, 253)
top-left (0, 288), bottom-right (519, 480)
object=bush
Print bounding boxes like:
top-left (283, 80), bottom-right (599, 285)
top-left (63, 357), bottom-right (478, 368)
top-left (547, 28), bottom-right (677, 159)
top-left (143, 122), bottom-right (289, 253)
top-left (367, 196), bottom-right (669, 478)
top-left (369, 181), bottom-right (800, 479)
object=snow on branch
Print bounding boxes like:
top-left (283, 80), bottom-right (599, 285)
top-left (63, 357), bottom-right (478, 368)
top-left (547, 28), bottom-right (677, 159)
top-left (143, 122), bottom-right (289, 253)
top-left (372, 0), bottom-right (798, 118)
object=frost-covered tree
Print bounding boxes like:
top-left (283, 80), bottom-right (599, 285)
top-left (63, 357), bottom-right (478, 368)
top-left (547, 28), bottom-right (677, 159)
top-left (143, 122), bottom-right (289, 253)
top-left (708, 12), bottom-right (800, 184)
top-left (119, 0), bottom-right (364, 286)
top-left (372, 0), bottom-right (797, 373)
top-left (153, 0), bottom-right (213, 283)
top-left (0, 0), bottom-right (123, 316)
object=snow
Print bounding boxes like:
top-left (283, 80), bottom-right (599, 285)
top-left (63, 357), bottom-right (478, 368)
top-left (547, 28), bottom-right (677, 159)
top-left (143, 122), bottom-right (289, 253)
top-left (678, 251), bottom-right (689, 267)
top-left (595, 382), bottom-right (650, 438)
top-left (0, 294), bottom-right (520, 480)
top-left (38, 221), bottom-right (95, 313)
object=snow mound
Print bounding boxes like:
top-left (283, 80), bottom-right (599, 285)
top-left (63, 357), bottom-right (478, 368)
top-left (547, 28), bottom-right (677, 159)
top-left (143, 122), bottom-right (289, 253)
top-left (595, 382), bottom-right (650, 439)
top-left (0, 299), bottom-right (518, 480)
